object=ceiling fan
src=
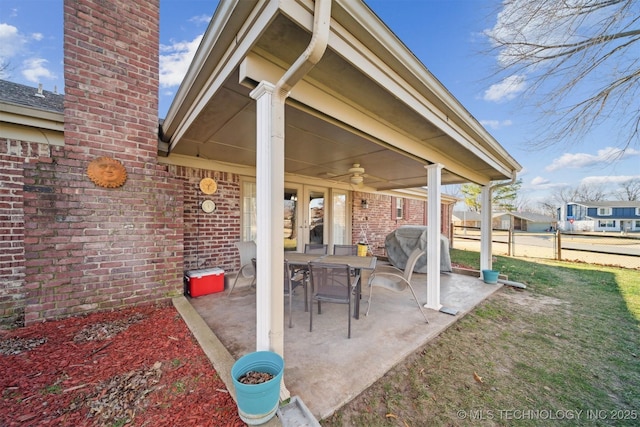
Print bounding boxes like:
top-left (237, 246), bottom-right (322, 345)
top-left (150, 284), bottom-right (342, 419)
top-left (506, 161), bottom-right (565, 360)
top-left (324, 163), bottom-right (367, 186)
top-left (347, 163), bottom-right (366, 185)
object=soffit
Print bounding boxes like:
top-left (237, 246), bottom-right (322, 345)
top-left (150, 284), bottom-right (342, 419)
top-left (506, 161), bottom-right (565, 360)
top-left (163, 0), bottom-right (520, 190)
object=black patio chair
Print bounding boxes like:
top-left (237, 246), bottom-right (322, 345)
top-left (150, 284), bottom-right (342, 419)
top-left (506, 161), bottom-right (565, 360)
top-left (333, 244), bottom-right (358, 255)
top-left (284, 260), bottom-right (308, 328)
top-left (304, 243), bottom-right (328, 254)
top-left (308, 262), bottom-right (360, 338)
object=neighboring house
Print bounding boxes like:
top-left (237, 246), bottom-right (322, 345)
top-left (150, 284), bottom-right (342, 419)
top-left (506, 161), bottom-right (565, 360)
top-left (493, 211), bottom-right (557, 232)
top-left (452, 211), bottom-right (482, 228)
top-left (559, 201), bottom-right (640, 232)
top-left (0, 0), bottom-right (521, 344)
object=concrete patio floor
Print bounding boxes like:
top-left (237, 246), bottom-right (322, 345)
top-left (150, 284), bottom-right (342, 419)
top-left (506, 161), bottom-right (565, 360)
top-left (188, 267), bottom-right (503, 421)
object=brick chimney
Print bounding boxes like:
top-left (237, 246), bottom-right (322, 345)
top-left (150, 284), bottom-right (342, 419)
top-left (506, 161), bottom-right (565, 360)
top-left (21, 0), bottom-right (184, 325)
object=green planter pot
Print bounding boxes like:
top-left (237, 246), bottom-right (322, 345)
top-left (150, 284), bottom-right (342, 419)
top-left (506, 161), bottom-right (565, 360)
top-left (482, 269), bottom-right (500, 284)
top-left (231, 351), bottom-right (284, 425)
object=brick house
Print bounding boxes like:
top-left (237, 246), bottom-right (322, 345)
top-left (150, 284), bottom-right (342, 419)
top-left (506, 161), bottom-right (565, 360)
top-left (1, 0), bottom-right (520, 337)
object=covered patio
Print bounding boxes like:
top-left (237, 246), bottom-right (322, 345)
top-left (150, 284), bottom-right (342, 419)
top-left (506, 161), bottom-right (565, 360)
top-left (160, 0), bottom-right (522, 416)
top-left (188, 269), bottom-right (502, 420)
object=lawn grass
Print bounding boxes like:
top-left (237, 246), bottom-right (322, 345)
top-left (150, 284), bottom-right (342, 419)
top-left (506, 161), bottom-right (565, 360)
top-left (322, 250), bottom-right (640, 426)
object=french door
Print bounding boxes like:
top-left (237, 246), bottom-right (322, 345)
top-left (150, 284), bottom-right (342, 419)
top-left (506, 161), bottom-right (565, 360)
top-left (243, 181), bottom-right (349, 251)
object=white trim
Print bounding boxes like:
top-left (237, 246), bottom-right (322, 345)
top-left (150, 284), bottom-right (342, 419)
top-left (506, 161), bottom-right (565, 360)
top-left (425, 164), bottom-right (442, 311)
top-left (597, 207), bottom-right (612, 216)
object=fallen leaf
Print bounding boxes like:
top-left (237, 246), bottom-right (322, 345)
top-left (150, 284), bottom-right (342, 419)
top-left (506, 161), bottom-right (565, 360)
top-left (473, 371), bottom-right (483, 383)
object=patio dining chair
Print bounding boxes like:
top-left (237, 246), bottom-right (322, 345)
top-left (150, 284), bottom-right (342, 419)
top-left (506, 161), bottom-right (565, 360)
top-left (308, 262), bottom-right (360, 338)
top-left (228, 241), bottom-right (257, 296)
top-left (304, 243), bottom-right (328, 254)
top-left (333, 244), bottom-right (358, 255)
top-left (366, 247), bottom-right (429, 323)
top-left (284, 260), bottom-right (308, 328)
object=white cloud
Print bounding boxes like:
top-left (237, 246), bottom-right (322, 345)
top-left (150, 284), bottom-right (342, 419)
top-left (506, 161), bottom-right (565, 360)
top-left (526, 176), bottom-right (567, 191)
top-left (581, 175), bottom-right (640, 186)
top-left (531, 176), bottom-right (549, 186)
top-left (486, 0), bottom-right (579, 69)
top-left (189, 14), bottom-right (212, 25)
top-left (31, 32), bottom-right (43, 41)
top-left (159, 35), bottom-right (203, 88)
top-left (483, 75), bottom-right (526, 102)
top-left (22, 58), bottom-right (54, 82)
top-left (546, 147), bottom-right (640, 172)
top-left (480, 119), bottom-right (513, 130)
top-left (0, 23), bottom-right (25, 58)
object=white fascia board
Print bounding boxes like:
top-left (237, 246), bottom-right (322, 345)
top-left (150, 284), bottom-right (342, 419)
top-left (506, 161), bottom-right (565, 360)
top-left (337, 0), bottom-right (520, 173)
top-left (0, 102), bottom-right (64, 132)
top-left (164, 0), bottom-right (278, 149)
top-left (241, 52), bottom-right (492, 185)
top-left (326, 20), bottom-right (516, 178)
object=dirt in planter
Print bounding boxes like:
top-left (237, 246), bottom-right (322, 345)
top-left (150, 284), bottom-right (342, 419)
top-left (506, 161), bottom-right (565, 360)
top-left (238, 371), bottom-right (274, 385)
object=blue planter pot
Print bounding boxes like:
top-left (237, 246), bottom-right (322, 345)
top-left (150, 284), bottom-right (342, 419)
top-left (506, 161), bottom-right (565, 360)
top-left (231, 351), bottom-right (284, 425)
top-left (482, 269), bottom-right (500, 284)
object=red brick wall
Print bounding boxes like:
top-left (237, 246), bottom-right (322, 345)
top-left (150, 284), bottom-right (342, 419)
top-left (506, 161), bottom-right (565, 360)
top-left (169, 166), bottom-right (242, 275)
top-left (17, 0), bottom-right (184, 325)
top-left (0, 140), bottom-right (53, 327)
top-left (353, 192), bottom-right (454, 256)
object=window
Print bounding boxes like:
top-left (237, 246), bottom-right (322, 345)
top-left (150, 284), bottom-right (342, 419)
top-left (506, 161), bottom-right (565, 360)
top-left (636, 207), bottom-right (640, 216)
top-left (598, 220), bottom-right (616, 228)
top-left (394, 197), bottom-right (404, 219)
top-left (241, 181), bottom-right (257, 241)
top-left (597, 207), bottom-right (612, 216)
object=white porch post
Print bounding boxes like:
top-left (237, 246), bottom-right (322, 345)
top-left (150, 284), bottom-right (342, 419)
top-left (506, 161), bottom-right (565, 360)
top-left (425, 164), bottom-right (443, 310)
top-left (250, 82), bottom-right (285, 355)
top-left (480, 185), bottom-right (492, 272)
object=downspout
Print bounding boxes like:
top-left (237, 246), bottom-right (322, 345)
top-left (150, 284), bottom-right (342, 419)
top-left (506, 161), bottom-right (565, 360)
top-left (480, 173), bottom-right (517, 271)
top-left (274, 0), bottom-right (332, 100)
top-left (256, 0), bottom-right (330, 355)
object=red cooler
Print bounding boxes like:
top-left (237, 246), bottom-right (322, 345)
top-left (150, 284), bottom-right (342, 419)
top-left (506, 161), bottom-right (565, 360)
top-left (185, 268), bottom-right (224, 297)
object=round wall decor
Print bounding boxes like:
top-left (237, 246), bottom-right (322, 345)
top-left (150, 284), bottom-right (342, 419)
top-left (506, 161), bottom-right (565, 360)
top-left (199, 177), bottom-right (217, 194)
top-left (201, 199), bottom-right (216, 213)
top-left (87, 157), bottom-right (127, 188)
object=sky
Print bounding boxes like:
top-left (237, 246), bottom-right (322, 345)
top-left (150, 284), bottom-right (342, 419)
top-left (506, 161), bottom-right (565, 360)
top-left (1, 0), bottom-right (639, 210)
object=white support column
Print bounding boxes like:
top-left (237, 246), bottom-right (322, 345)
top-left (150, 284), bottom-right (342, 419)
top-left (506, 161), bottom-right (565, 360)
top-left (425, 164), bottom-right (443, 310)
top-left (480, 185), bottom-right (492, 272)
top-left (250, 82), bottom-right (285, 355)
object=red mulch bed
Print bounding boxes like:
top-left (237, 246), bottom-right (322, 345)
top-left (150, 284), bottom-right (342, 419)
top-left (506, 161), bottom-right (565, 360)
top-left (0, 303), bottom-right (246, 426)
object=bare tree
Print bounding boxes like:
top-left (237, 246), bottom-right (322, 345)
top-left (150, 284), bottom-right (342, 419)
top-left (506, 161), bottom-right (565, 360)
top-left (615, 178), bottom-right (640, 200)
top-left (553, 183), bottom-right (609, 204)
top-left (485, 0), bottom-right (640, 150)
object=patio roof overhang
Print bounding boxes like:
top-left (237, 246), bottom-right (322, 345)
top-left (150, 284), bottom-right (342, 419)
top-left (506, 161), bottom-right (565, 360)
top-left (160, 0), bottom-right (521, 191)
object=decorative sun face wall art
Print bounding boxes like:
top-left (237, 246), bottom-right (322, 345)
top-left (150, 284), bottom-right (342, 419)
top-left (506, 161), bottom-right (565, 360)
top-left (87, 157), bottom-right (128, 188)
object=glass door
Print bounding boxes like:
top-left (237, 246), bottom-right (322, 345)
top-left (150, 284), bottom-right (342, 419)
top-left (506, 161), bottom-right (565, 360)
top-left (284, 187), bottom-right (299, 251)
top-left (306, 188), bottom-right (326, 246)
top-left (242, 182), bottom-right (349, 251)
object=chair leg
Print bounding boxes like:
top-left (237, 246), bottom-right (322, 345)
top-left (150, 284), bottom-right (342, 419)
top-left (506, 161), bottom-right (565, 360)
top-left (365, 279), bottom-right (375, 316)
top-left (228, 272), bottom-right (241, 296)
top-left (288, 291), bottom-right (293, 328)
top-left (303, 285), bottom-right (308, 312)
top-left (406, 283), bottom-right (429, 323)
top-left (347, 299), bottom-right (352, 339)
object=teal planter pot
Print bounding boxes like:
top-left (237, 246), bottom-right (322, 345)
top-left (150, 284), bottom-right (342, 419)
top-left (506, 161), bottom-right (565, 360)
top-left (231, 351), bottom-right (284, 425)
top-left (482, 269), bottom-right (500, 284)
